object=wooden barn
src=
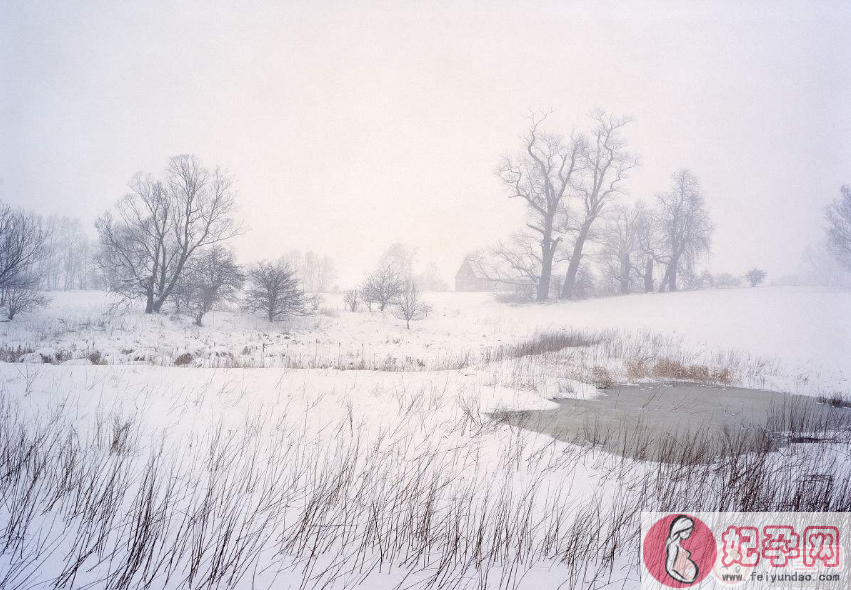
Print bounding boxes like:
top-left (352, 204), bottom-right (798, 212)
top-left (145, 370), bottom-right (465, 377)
top-left (455, 258), bottom-right (498, 292)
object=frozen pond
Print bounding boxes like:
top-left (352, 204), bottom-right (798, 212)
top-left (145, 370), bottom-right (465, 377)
top-left (493, 383), bottom-right (851, 462)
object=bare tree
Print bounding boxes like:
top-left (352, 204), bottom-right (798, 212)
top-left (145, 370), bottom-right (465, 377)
top-left (826, 185), bottom-right (851, 271)
top-left (244, 259), bottom-right (305, 322)
top-left (636, 205), bottom-right (664, 293)
top-left (179, 246), bottom-right (244, 326)
top-left (361, 265), bottom-right (403, 311)
top-left (597, 202), bottom-right (646, 294)
top-left (571, 265), bottom-right (597, 299)
top-left (378, 243), bottom-right (417, 280)
top-left (281, 249), bottom-right (305, 279)
top-left (282, 250), bottom-right (338, 293)
top-left (95, 155), bottom-right (240, 313)
top-left (468, 232), bottom-right (564, 298)
top-left (497, 112), bottom-right (583, 301)
top-left (343, 289), bottom-right (360, 312)
top-left (415, 262), bottom-right (449, 292)
top-left (655, 169), bottom-right (714, 292)
top-left (312, 254), bottom-right (338, 293)
top-left (360, 279), bottom-right (377, 312)
top-left (0, 202), bottom-right (50, 319)
top-left (744, 267), bottom-right (767, 287)
top-left (799, 243), bottom-right (851, 287)
top-left (393, 281), bottom-right (432, 329)
top-left (39, 217), bottom-right (61, 290)
top-left (561, 110), bottom-right (637, 299)
top-left (78, 237), bottom-right (97, 289)
top-left (0, 202), bottom-right (49, 293)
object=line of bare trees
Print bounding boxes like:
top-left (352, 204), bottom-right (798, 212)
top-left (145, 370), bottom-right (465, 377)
top-left (93, 155), bottom-right (314, 325)
top-left (36, 216), bottom-right (98, 291)
top-left (599, 168), bottom-right (714, 295)
top-left (472, 110), bottom-right (715, 300)
top-left (282, 249), bottom-right (339, 293)
top-left (0, 193), bottom-right (104, 318)
top-left (14, 141), bottom-right (829, 322)
top-left (174, 251), bottom-right (308, 326)
top-left (342, 244), bottom-right (432, 328)
top-left (0, 158), bottom-right (314, 325)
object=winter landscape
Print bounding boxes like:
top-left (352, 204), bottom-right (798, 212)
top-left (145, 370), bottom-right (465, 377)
top-left (2, 2), bottom-right (851, 589)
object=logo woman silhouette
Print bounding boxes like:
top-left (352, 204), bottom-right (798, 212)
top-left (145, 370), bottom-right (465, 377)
top-left (665, 515), bottom-right (699, 584)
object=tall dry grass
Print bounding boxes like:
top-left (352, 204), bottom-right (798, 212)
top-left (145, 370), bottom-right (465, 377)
top-left (0, 375), bottom-right (849, 590)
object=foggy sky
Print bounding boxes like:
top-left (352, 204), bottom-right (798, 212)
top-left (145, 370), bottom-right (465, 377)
top-left (2, 0), bottom-right (850, 287)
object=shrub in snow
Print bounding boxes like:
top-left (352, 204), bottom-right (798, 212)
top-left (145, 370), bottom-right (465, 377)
top-left (0, 345), bottom-right (35, 363)
top-left (18, 347), bottom-right (71, 364)
top-left (20, 352), bottom-right (45, 364)
top-left (715, 273), bottom-right (742, 288)
top-left (174, 352), bottom-right (193, 366)
top-left (591, 366), bottom-right (614, 389)
top-left (745, 267), bottom-right (767, 287)
top-left (652, 358), bottom-right (731, 384)
top-left (697, 270), bottom-right (715, 289)
top-left (35, 348), bottom-right (56, 360)
top-left (2, 280), bottom-right (50, 320)
top-left (318, 306), bottom-right (339, 318)
top-left (343, 289), bottom-right (360, 312)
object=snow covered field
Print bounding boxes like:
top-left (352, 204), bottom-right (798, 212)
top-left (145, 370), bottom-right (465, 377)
top-left (1, 286), bottom-right (850, 589)
top-left (3, 286), bottom-right (849, 393)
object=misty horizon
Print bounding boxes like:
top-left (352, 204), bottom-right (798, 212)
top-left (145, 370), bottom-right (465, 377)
top-left (3, 1), bottom-right (850, 286)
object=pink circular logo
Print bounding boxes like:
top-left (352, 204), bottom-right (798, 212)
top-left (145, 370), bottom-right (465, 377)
top-left (643, 514), bottom-right (717, 587)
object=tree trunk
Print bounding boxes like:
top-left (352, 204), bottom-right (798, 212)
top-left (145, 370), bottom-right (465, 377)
top-left (661, 254), bottom-right (680, 292)
top-left (561, 224), bottom-right (590, 299)
top-left (151, 248), bottom-right (193, 314)
top-left (144, 290), bottom-right (155, 314)
top-left (644, 258), bottom-right (654, 293)
top-left (619, 254), bottom-right (631, 294)
top-left (537, 241), bottom-right (554, 302)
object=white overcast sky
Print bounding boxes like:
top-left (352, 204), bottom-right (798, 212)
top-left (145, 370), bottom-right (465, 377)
top-left (2, 0), bottom-right (850, 286)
